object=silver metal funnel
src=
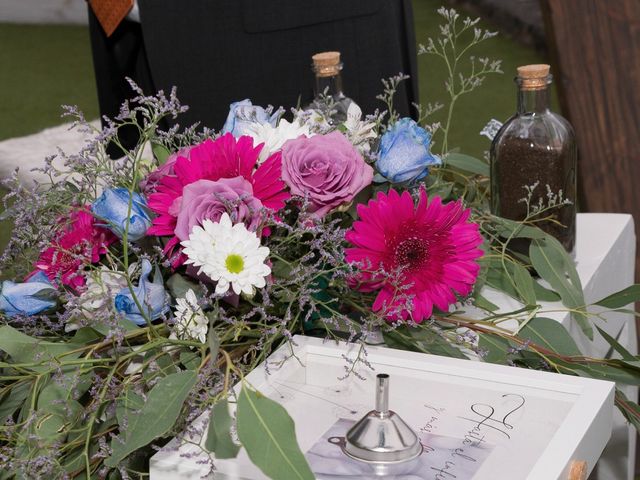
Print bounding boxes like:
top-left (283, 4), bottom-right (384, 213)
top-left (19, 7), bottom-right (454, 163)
top-left (342, 374), bottom-right (422, 464)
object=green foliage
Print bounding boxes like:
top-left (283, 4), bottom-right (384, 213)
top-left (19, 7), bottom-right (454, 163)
top-left (237, 386), bottom-right (314, 480)
top-left (529, 236), bottom-right (591, 339)
top-left (594, 285), bottom-right (640, 309)
top-left (205, 399), bottom-right (240, 459)
top-left (519, 317), bottom-right (582, 357)
top-left (445, 152), bottom-right (490, 177)
top-left (106, 371), bottom-right (197, 467)
top-left (384, 325), bottom-right (468, 359)
top-left (151, 142), bottom-right (171, 165)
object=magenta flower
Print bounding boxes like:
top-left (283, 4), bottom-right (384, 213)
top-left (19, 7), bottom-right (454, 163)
top-left (33, 209), bottom-right (117, 289)
top-left (281, 131), bottom-right (373, 217)
top-left (345, 189), bottom-right (483, 323)
top-left (140, 146), bottom-right (193, 196)
top-left (147, 134), bottom-right (290, 267)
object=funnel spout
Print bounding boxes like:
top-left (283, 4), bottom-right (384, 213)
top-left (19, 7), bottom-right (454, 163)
top-left (376, 374), bottom-right (389, 414)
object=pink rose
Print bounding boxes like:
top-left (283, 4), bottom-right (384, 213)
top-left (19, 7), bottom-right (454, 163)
top-left (281, 131), bottom-right (373, 217)
top-left (173, 177), bottom-right (264, 241)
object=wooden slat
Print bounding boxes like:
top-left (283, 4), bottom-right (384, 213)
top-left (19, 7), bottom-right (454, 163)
top-left (541, 0), bottom-right (640, 278)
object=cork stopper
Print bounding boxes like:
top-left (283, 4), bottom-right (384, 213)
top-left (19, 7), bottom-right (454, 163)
top-left (517, 64), bottom-right (551, 90)
top-left (312, 51), bottom-right (342, 77)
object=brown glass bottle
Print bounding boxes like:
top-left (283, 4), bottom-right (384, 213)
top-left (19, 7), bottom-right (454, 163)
top-left (308, 51), bottom-right (353, 124)
top-left (490, 64), bottom-right (577, 254)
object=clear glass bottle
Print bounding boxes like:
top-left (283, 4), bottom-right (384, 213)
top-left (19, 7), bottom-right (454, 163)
top-left (308, 51), bottom-right (353, 124)
top-left (490, 64), bottom-right (577, 254)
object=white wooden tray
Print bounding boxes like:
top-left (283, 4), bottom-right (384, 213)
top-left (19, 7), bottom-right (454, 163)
top-left (150, 335), bottom-right (614, 480)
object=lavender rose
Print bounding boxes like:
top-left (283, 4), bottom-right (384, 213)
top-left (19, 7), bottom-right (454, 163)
top-left (174, 177), bottom-right (264, 241)
top-left (281, 131), bottom-right (373, 217)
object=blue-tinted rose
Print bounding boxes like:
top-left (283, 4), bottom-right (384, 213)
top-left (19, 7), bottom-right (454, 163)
top-left (0, 271), bottom-right (57, 317)
top-left (221, 99), bottom-right (283, 137)
top-left (114, 259), bottom-right (170, 326)
top-left (92, 188), bottom-right (152, 242)
top-left (376, 118), bottom-right (441, 183)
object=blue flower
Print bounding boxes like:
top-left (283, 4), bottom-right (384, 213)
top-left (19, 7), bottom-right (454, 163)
top-left (114, 259), bottom-right (170, 326)
top-left (0, 271), bottom-right (57, 317)
top-left (221, 99), bottom-right (283, 137)
top-left (376, 118), bottom-right (441, 184)
top-left (91, 188), bottom-right (152, 242)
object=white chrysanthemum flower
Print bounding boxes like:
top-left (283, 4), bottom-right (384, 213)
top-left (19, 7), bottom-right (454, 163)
top-left (181, 213), bottom-right (271, 296)
top-left (181, 222), bottom-right (218, 267)
top-left (172, 289), bottom-right (208, 343)
top-left (343, 103), bottom-right (377, 155)
top-left (246, 118), bottom-right (313, 164)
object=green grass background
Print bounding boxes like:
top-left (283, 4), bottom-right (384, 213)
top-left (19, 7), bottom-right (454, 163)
top-left (0, 0), bottom-right (550, 254)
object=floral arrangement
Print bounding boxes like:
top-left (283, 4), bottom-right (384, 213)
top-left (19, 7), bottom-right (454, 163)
top-left (1, 8), bottom-right (639, 480)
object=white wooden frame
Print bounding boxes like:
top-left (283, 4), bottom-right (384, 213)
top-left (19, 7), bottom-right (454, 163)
top-left (150, 335), bottom-right (614, 480)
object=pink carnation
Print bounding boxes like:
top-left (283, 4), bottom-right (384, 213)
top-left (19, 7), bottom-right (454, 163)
top-left (147, 134), bottom-right (290, 267)
top-left (33, 208), bottom-right (117, 289)
top-left (345, 188), bottom-right (483, 323)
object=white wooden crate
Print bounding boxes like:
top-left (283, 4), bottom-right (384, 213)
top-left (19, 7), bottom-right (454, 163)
top-left (150, 335), bottom-right (614, 480)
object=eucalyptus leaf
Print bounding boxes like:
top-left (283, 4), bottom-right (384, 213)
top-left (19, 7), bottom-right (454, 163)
top-left (384, 326), bottom-right (468, 359)
top-left (596, 326), bottom-right (636, 361)
top-left (167, 273), bottom-right (200, 300)
top-left (116, 389), bottom-right (145, 426)
top-left (473, 293), bottom-right (498, 312)
top-left (565, 362), bottom-right (640, 386)
top-left (208, 330), bottom-right (220, 361)
top-left (0, 325), bottom-right (79, 370)
top-left (205, 399), bottom-right (240, 459)
top-left (38, 375), bottom-right (87, 419)
top-left (271, 260), bottom-right (293, 279)
top-left (529, 237), bottom-right (590, 339)
top-left (106, 371), bottom-right (197, 467)
top-left (594, 285), bottom-right (640, 309)
top-left (492, 217), bottom-right (546, 240)
top-left (532, 281), bottom-right (560, 302)
top-left (0, 381), bottom-right (31, 421)
top-left (237, 386), bottom-right (314, 480)
top-left (151, 142), bottom-right (171, 165)
top-left (615, 389), bottom-right (640, 431)
top-left (484, 257), bottom-right (534, 305)
top-left (444, 153), bottom-right (489, 176)
top-left (512, 262), bottom-right (536, 306)
top-left (180, 351), bottom-right (201, 370)
top-left (519, 317), bottom-right (582, 357)
top-left (427, 181), bottom-right (454, 200)
top-left (478, 333), bottom-right (512, 365)
top-left (70, 327), bottom-right (103, 345)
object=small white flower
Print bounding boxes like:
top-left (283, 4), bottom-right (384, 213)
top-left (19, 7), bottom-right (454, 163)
top-left (181, 213), bottom-right (271, 296)
top-left (172, 289), bottom-right (208, 343)
top-left (343, 103), bottom-right (377, 155)
top-left (245, 118), bottom-right (313, 163)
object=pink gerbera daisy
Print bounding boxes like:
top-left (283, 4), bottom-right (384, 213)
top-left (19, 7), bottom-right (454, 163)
top-left (147, 134), bottom-right (290, 267)
top-left (33, 208), bottom-right (116, 290)
top-left (345, 188), bottom-right (483, 322)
